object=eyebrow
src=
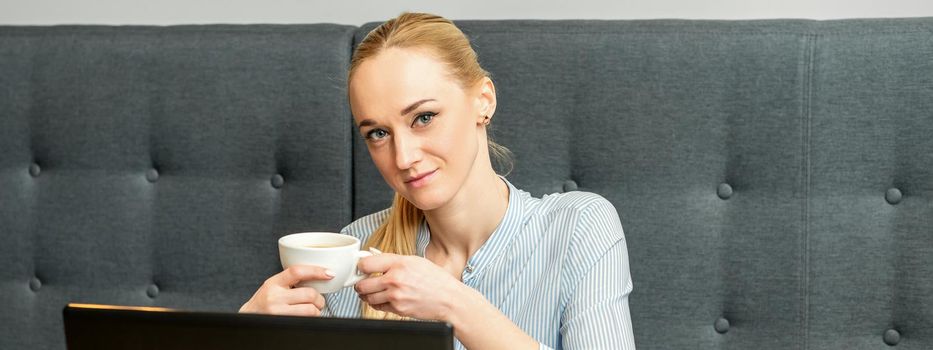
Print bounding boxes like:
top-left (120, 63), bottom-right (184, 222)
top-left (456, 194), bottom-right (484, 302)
top-left (358, 98), bottom-right (436, 128)
top-left (400, 98), bottom-right (435, 116)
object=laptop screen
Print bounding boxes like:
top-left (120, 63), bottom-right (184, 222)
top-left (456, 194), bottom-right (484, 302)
top-left (63, 303), bottom-right (454, 350)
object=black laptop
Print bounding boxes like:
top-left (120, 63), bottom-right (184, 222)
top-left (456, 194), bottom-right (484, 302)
top-left (63, 303), bottom-right (454, 350)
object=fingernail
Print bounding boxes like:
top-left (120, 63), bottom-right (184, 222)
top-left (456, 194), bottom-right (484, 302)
top-left (324, 269), bottom-right (336, 277)
top-left (369, 247), bottom-right (383, 255)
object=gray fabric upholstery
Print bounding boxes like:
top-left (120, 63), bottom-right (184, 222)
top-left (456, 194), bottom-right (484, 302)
top-left (469, 20), bottom-right (809, 350)
top-left (2, 18), bottom-right (932, 349)
top-left (355, 19), bottom-right (811, 349)
top-left (0, 24), bottom-right (356, 349)
top-left (808, 19), bottom-right (933, 349)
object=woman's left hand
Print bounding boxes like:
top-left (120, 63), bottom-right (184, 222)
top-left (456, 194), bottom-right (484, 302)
top-left (355, 253), bottom-right (466, 321)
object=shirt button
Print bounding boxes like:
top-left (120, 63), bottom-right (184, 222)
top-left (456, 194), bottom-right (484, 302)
top-left (464, 265), bottom-right (474, 273)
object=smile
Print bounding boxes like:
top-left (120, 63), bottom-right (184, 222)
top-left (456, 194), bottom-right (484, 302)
top-left (404, 169), bottom-right (437, 188)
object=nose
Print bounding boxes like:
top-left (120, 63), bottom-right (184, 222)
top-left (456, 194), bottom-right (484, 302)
top-left (393, 132), bottom-right (422, 170)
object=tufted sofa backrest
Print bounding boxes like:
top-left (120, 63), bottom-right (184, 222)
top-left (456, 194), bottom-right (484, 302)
top-left (0, 24), bottom-right (357, 349)
top-left (3, 18), bottom-right (933, 350)
top-left (353, 19), bottom-right (933, 350)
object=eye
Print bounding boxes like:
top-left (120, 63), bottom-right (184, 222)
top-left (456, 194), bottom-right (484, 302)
top-left (412, 112), bottom-right (437, 127)
top-left (365, 128), bottom-right (388, 140)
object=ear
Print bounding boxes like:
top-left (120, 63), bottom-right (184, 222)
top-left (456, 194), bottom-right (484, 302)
top-left (474, 77), bottom-right (497, 125)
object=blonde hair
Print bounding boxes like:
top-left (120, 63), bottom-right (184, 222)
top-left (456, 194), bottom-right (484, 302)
top-left (349, 12), bottom-right (513, 320)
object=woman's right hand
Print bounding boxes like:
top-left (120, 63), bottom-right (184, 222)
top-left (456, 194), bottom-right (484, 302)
top-left (238, 265), bottom-right (335, 316)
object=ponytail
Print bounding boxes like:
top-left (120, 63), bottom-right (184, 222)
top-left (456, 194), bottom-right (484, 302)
top-left (360, 193), bottom-right (422, 319)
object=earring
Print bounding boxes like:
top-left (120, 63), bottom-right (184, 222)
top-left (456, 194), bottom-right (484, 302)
top-left (483, 115), bottom-right (490, 125)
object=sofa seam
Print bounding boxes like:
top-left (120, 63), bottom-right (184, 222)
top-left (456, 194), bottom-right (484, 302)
top-left (348, 29), bottom-right (359, 221)
top-left (463, 30), bottom-right (933, 36)
top-left (473, 30), bottom-right (808, 36)
top-left (800, 34), bottom-right (819, 350)
top-left (6, 27), bottom-right (932, 39)
top-left (0, 24), bottom-right (357, 34)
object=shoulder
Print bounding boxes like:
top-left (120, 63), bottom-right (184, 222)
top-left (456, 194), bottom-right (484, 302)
top-left (535, 190), bottom-right (617, 215)
top-left (532, 190), bottom-right (625, 258)
top-left (538, 192), bottom-right (628, 305)
top-left (530, 191), bottom-right (622, 233)
top-left (339, 208), bottom-right (390, 242)
top-left (519, 189), bottom-right (625, 250)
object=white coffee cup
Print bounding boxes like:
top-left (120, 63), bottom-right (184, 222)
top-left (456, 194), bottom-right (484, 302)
top-left (278, 232), bottom-right (373, 294)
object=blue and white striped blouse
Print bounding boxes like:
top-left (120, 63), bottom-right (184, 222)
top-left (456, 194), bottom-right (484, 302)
top-left (323, 177), bottom-right (635, 349)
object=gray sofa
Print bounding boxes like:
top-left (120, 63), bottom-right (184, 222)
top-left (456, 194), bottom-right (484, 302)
top-left (2, 17), bottom-right (932, 349)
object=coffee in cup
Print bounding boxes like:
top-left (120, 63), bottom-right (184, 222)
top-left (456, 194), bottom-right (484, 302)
top-left (278, 232), bottom-right (372, 294)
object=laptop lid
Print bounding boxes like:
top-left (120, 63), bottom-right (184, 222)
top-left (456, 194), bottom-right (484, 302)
top-left (63, 303), bottom-right (454, 350)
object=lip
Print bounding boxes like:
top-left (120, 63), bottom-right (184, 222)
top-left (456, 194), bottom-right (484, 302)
top-left (404, 169), bottom-right (437, 187)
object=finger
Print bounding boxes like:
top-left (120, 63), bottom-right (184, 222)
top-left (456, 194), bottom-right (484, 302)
top-left (279, 287), bottom-right (326, 308)
top-left (271, 265), bottom-right (335, 287)
top-left (354, 275), bottom-right (389, 295)
top-left (359, 289), bottom-right (392, 306)
top-left (269, 303), bottom-right (322, 317)
top-left (357, 253), bottom-right (403, 274)
top-left (312, 291), bottom-right (326, 310)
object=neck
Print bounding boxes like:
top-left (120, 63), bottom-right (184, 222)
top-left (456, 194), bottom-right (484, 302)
top-left (422, 168), bottom-right (509, 263)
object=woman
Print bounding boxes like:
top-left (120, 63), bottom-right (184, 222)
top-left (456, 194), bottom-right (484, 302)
top-left (240, 12), bottom-right (635, 349)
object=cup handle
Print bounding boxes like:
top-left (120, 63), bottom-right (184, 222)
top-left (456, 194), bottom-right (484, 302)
top-left (343, 250), bottom-right (374, 288)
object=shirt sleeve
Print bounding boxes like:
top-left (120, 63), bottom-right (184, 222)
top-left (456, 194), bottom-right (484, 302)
top-left (559, 198), bottom-right (636, 349)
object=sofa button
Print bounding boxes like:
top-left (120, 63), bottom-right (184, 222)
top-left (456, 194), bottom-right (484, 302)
top-left (29, 163), bottom-right (41, 177)
top-left (562, 180), bottom-right (578, 192)
top-left (718, 183), bottom-right (733, 200)
top-left (271, 174), bottom-right (285, 189)
top-left (883, 329), bottom-right (900, 346)
top-left (714, 317), bottom-right (730, 333)
top-left (147, 284), bottom-right (160, 298)
top-left (146, 169), bottom-right (160, 183)
top-left (885, 188), bottom-right (902, 205)
top-left (29, 277), bottom-right (42, 292)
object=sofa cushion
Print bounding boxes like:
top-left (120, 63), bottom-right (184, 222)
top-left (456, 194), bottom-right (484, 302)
top-left (0, 24), bottom-right (356, 350)
top-left (808, 18), bottom-right (933, 349)
top-left (353, 20), bottom-right (812, 349)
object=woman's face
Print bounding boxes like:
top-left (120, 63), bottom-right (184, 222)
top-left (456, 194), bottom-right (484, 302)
top-left (349, 48), bottom-right (491, 211)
